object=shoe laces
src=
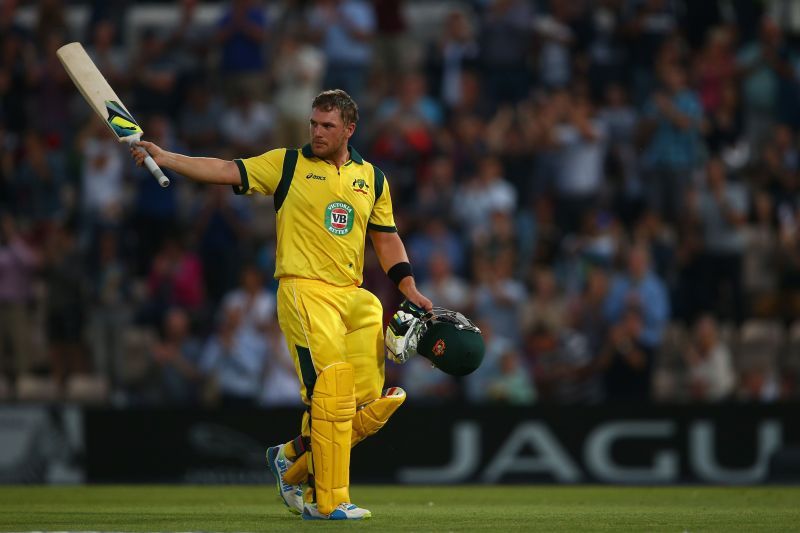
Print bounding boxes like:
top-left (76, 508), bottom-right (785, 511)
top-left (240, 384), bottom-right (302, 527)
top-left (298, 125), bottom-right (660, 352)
top-left (336, 503), bottom-right (357, 511)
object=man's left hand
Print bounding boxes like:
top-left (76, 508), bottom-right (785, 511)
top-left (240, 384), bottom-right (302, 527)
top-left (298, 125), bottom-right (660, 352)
top-left (398, 277), bottom-right (433, 311)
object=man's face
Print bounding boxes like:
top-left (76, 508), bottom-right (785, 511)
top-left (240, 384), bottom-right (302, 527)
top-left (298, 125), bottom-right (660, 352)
top-left (309, 107), bottom-right (354, 160)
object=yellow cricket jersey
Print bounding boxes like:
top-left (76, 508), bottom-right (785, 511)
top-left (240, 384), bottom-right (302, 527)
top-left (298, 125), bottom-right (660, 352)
top-left (233, 144), bottom-right (396, 287)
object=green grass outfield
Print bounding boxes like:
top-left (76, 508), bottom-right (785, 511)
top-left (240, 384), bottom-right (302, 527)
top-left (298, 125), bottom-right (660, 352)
top-left (1, 485), bottom-right (799, 532)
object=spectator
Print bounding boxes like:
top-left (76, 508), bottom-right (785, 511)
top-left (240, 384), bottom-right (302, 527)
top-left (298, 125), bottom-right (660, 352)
top-left (309, 0), bottom-right (376, 103)
top-left (529, 321), bottom-right (601, 404)
top-left (77, 118), bottom-right (125, 233)
top-left (452, 155), bottom-right (516, 240)
top-left (152, 307), bottom-right (204, 405)
top-left (473, 251), bottom-right (527, 344)
top-left (34, 0), bottom-right (69, 53)
top-left (371, 72), bottom-right (440, 197)
top-left (533, 1), bottom-right (576, 89)
top-left (130, 28), bottom-right (181, 118)
top-left (486, 349), bottom-right (536, 405)
top-left (464, 320), bottom-right (514, 403)
top-left (694, 157), bottom-right (748, 323)
top-left (167, 0), bottom-right (212, 77)
top-left (178, 83), bottom-right (225, 156)
top-left (130, 115), bottom-right (183, 274)
top-left (426, 9), bottom-right (480, 112)
top-left (220, 87), bottom-right (276, 158)
top-left (85, 19), bottom-right (128, 92)
top-left (372, 0), bottom-right (409, 74)
top-left (520, 267), bottom-right (567, 335)
top-left (583, 0), bottom-right (626, 98)
top-left (0, 213), bottom-right (40, 379)
top-left (11, 130), bottom-right (68, 224)
top-left (214, 0), bottom-right (268, 97)
top-left (417, 251), bottom-right (471, 312)
top-left (0, 16), bottom-right (35, 135)
top-left (478, 0), bottom-right (533, 105)
top-left (28, 32), bottom-right (73, 142)
top-left (472, 210), bottom-right (518, 272)
top-left (376, 71), bottom-right (443, 129)
top-left (548, 91), bottom-right (608, 233)
top-left (622, 0), bottom-right (678, 104)
top-left (640, 62), bottom-right (704, 224)
top-left (604, 245), bottom-right (670, 351)
top-left (598, 307), bottom-right (652, 402)
top-left (200, 304), bottom-right (266, 407)
top-left (400, 351), bottom-right (458, 403)
top-left (744, 190), bottom-right (779, 316)
top-left (776, 202), bottom-right (800, 320)
top-left (702, 81), bottom-right (747, 168)
top-left (259, 322), bottom-right (302, 407)
top-left (684, 314), bottom-right (736, 402)
top-left (633, 210), bottom-right (676, 283)
top-left (194, 186), bottom-right (250, 305)
top-left (693, 26), bottom-right (737, 114)
top-left (220, 263), bottom-right (275, 338)
top-left (598, 83), bottom-right (641, 222)
top-left (271, 31), bottom-right (326, 149)
top-left (406, 219), bottom-right (465, 283)
top-left (736, 17), bottom-right (793, 145)
top-left (569, 267), bottom-right (611, 356)
top-left (413, 155), bottom-right (457, 223)
top-left (44, 218), bottom-right (89, 388)
top-left (143, 234), bottom-right (205, 327)
top-left (88, 230), bottom-right (131, 387)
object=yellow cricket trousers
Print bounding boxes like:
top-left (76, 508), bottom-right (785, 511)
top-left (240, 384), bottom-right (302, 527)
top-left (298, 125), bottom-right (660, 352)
top-left (276, 277), bottom-right (385, 436)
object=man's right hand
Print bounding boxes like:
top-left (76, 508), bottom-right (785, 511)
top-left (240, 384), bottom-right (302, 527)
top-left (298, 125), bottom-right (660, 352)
top-left (385, 300), bottom-right (427, 364)
top-left (131, 140), bottom-right (166, 167)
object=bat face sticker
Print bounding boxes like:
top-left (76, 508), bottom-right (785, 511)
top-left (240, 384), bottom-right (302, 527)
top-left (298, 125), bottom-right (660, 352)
top-left (105, 100), bottom-right (143, 138)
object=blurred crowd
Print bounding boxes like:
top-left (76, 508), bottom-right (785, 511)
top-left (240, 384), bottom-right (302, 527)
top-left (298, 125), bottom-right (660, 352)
top-left (2, 0), bottom-right (800, 407)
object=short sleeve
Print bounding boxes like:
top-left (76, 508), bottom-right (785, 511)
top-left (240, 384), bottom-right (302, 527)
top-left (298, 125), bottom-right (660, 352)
top-left (368, 167), bottom-right (397, 233)
top-left (233, 148), bottom-right (286, 195)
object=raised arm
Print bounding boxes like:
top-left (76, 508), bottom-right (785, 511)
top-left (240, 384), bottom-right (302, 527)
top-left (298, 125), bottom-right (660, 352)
top-left (369, 230), bottom-right (432, 311)
top-left (131, 140), bottom-right (241, 186)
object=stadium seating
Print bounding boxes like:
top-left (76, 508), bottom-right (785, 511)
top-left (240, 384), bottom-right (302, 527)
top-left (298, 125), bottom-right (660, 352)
top-left (16, 374), bottom-right (59, 402)
top-left (65, 374), bottom-right (110, 405)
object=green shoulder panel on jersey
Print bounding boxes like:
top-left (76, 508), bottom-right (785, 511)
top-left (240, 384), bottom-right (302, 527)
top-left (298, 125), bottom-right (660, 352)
top-left (274, 148), bottom-right (299, 211)
top-left (232, 159), bottom-right (249, 195)
top-left (373, 164), bottom-right (385, 201)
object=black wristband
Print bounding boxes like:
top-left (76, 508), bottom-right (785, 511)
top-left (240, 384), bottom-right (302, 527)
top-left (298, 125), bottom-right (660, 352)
top-left (387, 261), bottom-right (413, 286)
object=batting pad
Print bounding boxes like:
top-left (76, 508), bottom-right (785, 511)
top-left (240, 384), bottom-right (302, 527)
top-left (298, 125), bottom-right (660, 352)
top-left (352, 386), bottom-right (406, 444)
top-left (284, 387), bottom-right (406, 486)
top-left (310, 362), bottom-right (356, 514)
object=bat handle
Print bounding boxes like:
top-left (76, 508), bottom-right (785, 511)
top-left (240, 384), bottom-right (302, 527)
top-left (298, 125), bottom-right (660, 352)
top-left (136, 146), bottom-right (170, 187)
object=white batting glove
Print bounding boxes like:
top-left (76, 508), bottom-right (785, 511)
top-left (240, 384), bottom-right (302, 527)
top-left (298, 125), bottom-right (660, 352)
top-left (385, 310), bottom-right (424, 363)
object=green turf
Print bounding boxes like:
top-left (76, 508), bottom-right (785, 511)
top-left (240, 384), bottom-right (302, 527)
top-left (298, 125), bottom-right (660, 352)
top-left (1, 485), bottom-right (799, 532)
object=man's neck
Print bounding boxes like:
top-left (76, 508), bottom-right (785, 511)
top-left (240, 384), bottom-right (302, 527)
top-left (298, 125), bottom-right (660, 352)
top-left (325, 146), bottom-right (351, 169)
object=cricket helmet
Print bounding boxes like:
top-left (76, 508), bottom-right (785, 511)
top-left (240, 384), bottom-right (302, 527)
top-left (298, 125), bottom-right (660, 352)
top-left (416, 307), bottom-right (485, 376)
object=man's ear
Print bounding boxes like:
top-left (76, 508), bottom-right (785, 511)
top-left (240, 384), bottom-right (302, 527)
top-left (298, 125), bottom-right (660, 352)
top-left (345, 121), bottom-right (356, 139)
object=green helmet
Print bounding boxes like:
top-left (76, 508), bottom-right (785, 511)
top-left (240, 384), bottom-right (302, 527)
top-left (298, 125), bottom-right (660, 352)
top-left (416, 307), bottom-right (485, 376)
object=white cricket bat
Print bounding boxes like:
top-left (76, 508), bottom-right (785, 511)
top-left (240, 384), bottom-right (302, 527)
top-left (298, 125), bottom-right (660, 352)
top-left (56, 42), bottom-right (170, 187)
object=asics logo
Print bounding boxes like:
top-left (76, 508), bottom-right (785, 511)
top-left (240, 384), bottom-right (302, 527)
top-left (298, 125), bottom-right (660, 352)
top-left (306, 172), bottom-right (326, 181)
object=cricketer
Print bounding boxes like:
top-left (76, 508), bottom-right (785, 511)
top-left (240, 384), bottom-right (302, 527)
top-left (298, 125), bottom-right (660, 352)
top-left (131, 89), bottom-right (432, 520)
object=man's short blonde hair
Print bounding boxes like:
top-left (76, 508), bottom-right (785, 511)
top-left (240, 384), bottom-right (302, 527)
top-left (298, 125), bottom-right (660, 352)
top-left (312, 89), bottom-right (359, 125)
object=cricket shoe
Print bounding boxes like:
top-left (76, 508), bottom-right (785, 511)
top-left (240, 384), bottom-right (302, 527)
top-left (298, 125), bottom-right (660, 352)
top-left (302, 502), bottom-right (372, 521)
top-left (266, 444), bottom-right (303, 515)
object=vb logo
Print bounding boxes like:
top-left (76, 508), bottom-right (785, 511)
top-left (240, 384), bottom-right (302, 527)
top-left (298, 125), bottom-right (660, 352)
top-left (325, 202), bottom-right (355, 235)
